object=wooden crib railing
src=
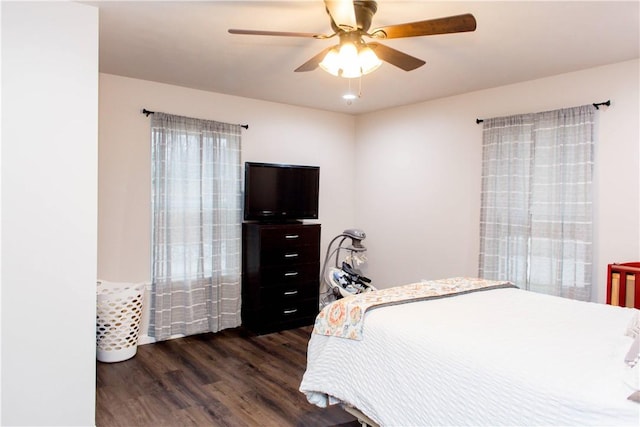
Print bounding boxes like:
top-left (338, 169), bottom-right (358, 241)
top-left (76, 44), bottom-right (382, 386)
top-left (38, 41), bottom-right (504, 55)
top-left (607, 262), bottom-right (640, 309)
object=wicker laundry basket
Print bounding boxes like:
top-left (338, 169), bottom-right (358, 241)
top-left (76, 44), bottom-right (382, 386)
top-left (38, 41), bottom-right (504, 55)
top-left (96, 281), bottom-right (144, 363)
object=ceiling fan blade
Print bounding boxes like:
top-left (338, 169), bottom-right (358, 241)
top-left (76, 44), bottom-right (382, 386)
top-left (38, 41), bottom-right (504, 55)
top-left (324, 0), bottom-right (357, 31)
top-left (294, 46), bottom-right (334, 72)
top-left (367, 42), bottom-right (425, 71)
top-left (370, 13), bottom-right (477, 39)
top-left (228, 29), bottom-right (324, 38)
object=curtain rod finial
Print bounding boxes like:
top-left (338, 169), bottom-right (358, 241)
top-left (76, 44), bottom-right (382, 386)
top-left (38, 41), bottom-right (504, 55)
top-left (593, 100), bottom-right (611, 110)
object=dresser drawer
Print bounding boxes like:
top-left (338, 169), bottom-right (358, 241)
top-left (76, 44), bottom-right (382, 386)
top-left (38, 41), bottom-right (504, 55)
top-left (260, 263), bottom-right (319, 287)
top-left (260, 245), bottom-right (319, 266)
top-left (259, 296), bottom-right (319, 323)
top-left (260, 225), bottom-right (320, 249)
top-left (260, 281), bottom-right (318, 303)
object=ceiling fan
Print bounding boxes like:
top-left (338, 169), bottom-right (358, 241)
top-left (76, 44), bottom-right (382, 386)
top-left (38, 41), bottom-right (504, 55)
top-left (228, 0), bottom-right (476, 78)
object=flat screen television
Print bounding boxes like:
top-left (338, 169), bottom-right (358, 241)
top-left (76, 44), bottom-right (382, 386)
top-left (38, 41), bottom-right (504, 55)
top-left (244, 162), bottom-right (320, 222)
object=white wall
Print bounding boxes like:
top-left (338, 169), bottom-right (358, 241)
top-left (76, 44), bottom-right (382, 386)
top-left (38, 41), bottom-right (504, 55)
top-left (1, 2), bottom-right (98, 425)
top-left (355, 59), bottom-right (640, 303)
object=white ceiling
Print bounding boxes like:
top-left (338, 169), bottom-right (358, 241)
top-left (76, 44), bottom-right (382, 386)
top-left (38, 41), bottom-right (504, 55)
top-left (92, 1), bottom-right (640, 115)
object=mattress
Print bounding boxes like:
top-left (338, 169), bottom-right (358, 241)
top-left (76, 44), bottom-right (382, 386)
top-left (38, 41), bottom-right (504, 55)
top-left (300, 287), bottom-right (640, 426)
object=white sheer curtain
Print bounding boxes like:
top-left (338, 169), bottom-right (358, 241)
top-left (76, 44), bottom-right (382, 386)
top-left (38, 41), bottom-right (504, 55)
top-left (479, 105), bottom-right (595, 300)
top-left (149, 112), bottom-right (242, 340)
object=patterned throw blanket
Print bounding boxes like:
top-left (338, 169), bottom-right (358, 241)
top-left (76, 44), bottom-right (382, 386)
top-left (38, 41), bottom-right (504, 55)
top-left (313, 277), bottom-right (515, 340)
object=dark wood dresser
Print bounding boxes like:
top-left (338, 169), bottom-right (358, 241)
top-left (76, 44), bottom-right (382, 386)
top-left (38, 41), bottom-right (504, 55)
top-left (241, 222), bottom-right (320, 334)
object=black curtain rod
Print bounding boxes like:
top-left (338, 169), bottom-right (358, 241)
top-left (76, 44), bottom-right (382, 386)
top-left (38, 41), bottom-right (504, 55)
top-left (475, 100), bottom-right (611, 124)
top-left (142, 108), bottom-right (248, 129)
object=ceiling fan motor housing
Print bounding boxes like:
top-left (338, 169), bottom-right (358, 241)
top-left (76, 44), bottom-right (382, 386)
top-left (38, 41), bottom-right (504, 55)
top-left (354, 0), bottom-right (377, 32)
top-left (329, 0), bottom-right (378, 33)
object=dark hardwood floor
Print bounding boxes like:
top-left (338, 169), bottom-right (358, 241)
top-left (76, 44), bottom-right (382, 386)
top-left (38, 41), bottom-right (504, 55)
top-left (96, 325), bottom-right (359, 427)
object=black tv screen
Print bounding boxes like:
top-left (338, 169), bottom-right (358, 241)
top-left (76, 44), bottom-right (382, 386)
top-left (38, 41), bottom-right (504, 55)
top-left (244, 162), bottom-right (320, 221)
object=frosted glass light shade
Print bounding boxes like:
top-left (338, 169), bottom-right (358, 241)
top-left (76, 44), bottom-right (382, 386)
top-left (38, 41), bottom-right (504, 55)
top-left (359, 46), bottom-right (382, 75)
top-left (338, 42), bottom-right (360, 78)
top-left (319, 48), bottom-right (341, 76)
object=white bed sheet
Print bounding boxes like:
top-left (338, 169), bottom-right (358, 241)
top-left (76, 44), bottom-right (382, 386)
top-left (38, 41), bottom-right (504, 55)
top-left (300, 288), bottom-right (640, 426)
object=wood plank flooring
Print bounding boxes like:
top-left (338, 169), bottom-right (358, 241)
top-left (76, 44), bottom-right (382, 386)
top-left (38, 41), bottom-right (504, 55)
top-left (96, 325), bottom-right (359, 427)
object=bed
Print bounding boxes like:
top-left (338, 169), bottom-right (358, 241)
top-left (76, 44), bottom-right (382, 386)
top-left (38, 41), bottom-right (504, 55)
top-left (299, 278), bottom-right (640, 426)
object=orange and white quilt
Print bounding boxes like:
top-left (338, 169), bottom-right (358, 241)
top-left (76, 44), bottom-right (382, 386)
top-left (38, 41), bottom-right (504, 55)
top-left (313, 277), bottom-right (514, 340)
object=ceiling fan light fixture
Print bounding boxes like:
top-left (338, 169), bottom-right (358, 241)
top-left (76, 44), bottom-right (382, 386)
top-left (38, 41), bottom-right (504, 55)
top-left (319, 39), bottom-right (381, 78)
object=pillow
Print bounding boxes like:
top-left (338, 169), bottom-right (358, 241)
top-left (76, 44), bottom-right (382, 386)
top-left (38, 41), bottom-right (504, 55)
top-left (623, 335), bottom-right (639, 393)
top-left (626, 311), bottom-right (640, 338)
top-left (625, 335), bottom-right (639, 367)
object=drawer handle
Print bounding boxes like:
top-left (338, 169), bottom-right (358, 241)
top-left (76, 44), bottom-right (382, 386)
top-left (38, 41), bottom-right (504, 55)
top-left (284, 272), bottom-right (299, 277)
top-left (285, 234), bottom-right (299, 239)
top-left (283, 308), bottom-right (298, 315)
top-left (283, 290), bottom-right (298, 296)
top-left (284, 253), bottom-right (299, 258)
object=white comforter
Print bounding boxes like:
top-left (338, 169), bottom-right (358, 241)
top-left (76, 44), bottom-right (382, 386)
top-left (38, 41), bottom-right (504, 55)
top-left (300, 287), bottom-right (640, 426)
